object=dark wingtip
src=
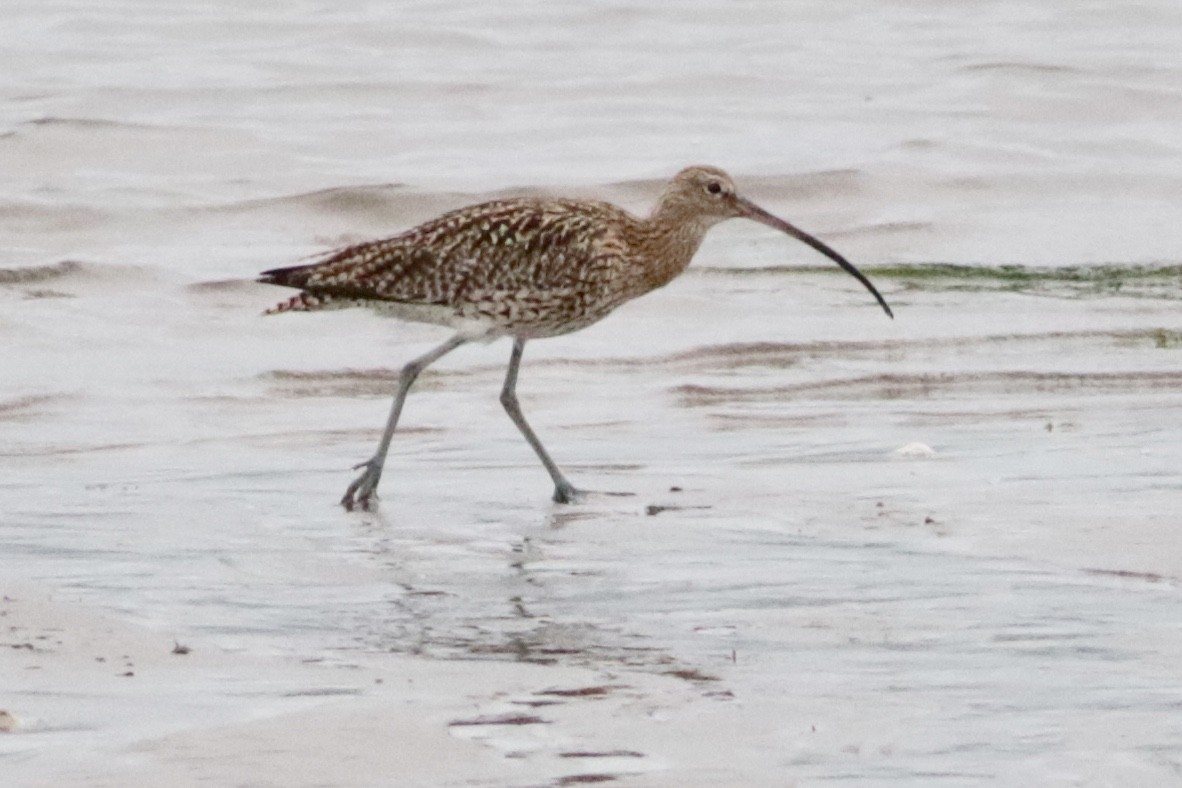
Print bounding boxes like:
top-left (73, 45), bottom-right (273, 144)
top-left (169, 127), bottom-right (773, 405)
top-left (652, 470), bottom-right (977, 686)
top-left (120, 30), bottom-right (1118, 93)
top-left (257, 264), bottom-right (308, 287)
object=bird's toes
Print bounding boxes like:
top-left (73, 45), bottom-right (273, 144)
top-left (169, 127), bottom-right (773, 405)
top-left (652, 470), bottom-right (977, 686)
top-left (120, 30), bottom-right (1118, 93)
top-left (341, 461), bottom-right (382, 511)
top-left (551, 483), bottom-right (586, 505)
top-left (341, 484), bottom-right (380, 511)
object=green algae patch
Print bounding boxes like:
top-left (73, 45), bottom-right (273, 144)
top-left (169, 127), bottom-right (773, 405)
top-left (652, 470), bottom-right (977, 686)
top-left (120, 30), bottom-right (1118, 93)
top-left (701, 262), bottom-right (1182, 300)
top-left (846, 262), bottom-right (1182, 299)
top-left (877, 262), bottom-right (1180, 283)
top-left (1150, 328), bottom-right (1182, 348)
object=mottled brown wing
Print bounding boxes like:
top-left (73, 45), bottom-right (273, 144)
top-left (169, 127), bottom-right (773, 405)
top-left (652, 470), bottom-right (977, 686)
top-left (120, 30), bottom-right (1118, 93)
top-left (258, 198), bottom-right (630, 308)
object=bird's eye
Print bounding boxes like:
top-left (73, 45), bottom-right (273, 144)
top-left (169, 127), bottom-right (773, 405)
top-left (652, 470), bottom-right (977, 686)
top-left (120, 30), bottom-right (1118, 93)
top-left (706, 181), bottom-right (723, 195)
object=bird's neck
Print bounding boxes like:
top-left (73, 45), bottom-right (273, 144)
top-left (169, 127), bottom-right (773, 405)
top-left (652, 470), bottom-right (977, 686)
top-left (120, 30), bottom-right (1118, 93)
top-left (636, 201), bottom-right (714, 291)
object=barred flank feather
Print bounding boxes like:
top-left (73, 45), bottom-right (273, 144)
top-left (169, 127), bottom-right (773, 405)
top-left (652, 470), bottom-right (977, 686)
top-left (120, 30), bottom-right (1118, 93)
top-left (264, 291), bottom-right (338, 314)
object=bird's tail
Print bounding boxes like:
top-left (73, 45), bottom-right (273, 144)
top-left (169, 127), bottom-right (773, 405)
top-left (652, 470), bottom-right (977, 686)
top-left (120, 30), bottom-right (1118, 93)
top-left (260, 263), bottom-right (325, 314)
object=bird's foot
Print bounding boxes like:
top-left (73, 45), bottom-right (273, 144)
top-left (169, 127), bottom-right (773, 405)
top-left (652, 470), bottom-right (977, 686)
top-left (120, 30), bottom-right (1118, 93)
top-left (552, 480), bottom-right (585, 505)
top-left (341, 458), bottom-right (383, 511)
top-left (551, 481), bottom-right (639, 503)
top-left (552, 483), bottom-right (635, 504)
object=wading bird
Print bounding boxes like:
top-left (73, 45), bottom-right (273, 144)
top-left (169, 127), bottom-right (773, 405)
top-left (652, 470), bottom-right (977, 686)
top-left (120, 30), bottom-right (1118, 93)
top-left (260, 165), bottom-right (893, 510)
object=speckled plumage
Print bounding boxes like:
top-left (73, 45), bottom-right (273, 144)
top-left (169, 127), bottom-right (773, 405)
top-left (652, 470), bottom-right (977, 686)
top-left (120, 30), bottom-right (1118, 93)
top-left (259, 165), bottom-right (893, 510)
top-left (263, 198), bottom-right (637, 337)
top-left (258, 167), bottom-right (789, 338)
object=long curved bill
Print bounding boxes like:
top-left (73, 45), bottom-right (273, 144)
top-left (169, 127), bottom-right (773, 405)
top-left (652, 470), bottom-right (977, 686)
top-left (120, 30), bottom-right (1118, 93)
top-left (737, 196), bottom-right (893, 319)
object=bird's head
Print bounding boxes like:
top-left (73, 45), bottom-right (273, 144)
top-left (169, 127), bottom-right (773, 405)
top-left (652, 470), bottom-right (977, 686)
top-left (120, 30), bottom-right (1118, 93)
top-left (657, 165), bottom-right (746, 226)
top-left (655, 165), bottom-right (893, 318)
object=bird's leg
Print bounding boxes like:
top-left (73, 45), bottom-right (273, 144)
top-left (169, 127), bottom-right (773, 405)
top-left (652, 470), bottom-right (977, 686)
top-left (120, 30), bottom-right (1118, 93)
top-left (500, 338), bottom-right (582, 504)
top-left (341, 334), bottom-right (469, 511)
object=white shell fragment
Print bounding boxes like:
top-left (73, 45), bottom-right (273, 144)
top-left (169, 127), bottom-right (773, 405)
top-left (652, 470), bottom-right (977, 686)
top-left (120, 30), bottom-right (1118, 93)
top-left (892, 442), bottom-right (938, 458)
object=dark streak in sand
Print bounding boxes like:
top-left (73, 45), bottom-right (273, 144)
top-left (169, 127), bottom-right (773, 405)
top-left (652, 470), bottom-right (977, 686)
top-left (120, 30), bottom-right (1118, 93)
top-left (448, 713), bottom-right (548, 727)
top-left (665, 668), bottom-right (720, 682)
top-left (1083, 568), bottom-right (1171, 584)
top-left (537, 685), bottom-right (630, 698)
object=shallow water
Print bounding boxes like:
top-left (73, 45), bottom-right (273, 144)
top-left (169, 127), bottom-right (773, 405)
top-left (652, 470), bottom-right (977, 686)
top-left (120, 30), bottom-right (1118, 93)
top-left (4, 1), bottom-right (1182, 784)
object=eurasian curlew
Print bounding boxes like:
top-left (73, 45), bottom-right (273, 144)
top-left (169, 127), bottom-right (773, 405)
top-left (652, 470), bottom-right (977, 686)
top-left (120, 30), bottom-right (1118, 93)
top-left (260, 165), bottom-right (893, 510)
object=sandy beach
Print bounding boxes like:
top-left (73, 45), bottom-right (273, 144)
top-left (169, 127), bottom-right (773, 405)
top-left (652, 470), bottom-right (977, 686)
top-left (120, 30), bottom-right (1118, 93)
top-left (4, 1), bottom-right (1182, 785)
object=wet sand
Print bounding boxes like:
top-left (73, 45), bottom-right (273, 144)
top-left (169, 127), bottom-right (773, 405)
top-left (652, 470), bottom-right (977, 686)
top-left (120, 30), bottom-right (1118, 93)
top-left (4, 1), bottom-right (1182, 785)
top-left (5, 259), bottom-right (1182, 785)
